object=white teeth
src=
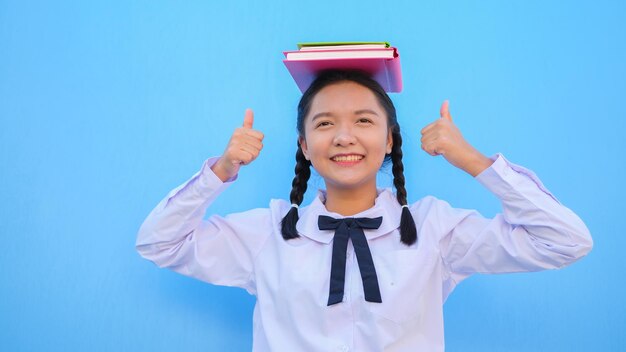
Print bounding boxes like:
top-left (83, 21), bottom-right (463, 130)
top-left (332, 155), bottom-right (363, 162)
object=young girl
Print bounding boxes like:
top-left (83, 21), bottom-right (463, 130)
top-left (136, 70), bottom-right (593, 351)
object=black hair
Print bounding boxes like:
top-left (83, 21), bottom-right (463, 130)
top-left (280, 69), bottom-right (417, 245)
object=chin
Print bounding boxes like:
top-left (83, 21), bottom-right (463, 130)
top-left (324, 177), bottom-right (376, 191)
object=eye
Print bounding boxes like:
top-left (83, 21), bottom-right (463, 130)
top-left (316, 121), bottom-right (332, 128)
top-left (358, 117), bottom-right (373, 124)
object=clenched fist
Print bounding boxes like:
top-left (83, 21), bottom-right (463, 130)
top-left (420, 101), bottom-right (493, 177)
top-left (211, 108), bottom-right (264, 182)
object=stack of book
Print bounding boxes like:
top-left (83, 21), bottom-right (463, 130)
top-left (283, 41), bottom-right (403, 93)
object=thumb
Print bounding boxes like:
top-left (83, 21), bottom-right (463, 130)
top-left (440, 100), bottom-right (452, 121)
top-left (242, 108), bottom-right (254, 129)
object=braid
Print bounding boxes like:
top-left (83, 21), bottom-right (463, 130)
top-left (390, 128), bottom-right (418, 245)
top-left (281, 140), bottom-right (311, 240)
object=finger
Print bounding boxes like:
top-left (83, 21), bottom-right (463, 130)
top-left (420, 120), bottom-right (439, 135)
top-left (422, 142), bottom-right (442, 156)
top-left (242, 108), bottom-right (254, 129)
top-left (440, 100), bottom-right (452, 121)
top-left (236, 140), bottom-right (262, 156)
top-left (226, 139), bottom-right (260, 163)
top-left (237, 145), bottom-right (259, 164)
top-left (420, 115), bottom-right (450, 135)
top-left (421, 142), bottom-right (437, 156)
top-left (420, 133), bottom-right (439, 145)
top-left (240, 135), bottom-right (264, 151)
top-left (229, 139), bottom-right (262, 158)
top-left (421, 120), bottom-right (448, 138)
top-left (235, 127), bottom-right (264, 142)
top-left (234, 131), bottom-right (263, 147)
top-left (242, 128), bottom-right (264, 141)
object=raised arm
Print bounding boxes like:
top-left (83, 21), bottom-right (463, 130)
top-left (417, 102), bottom-right (592, 286)
top-left (136, 109), bottom-right (269, 293)
top-left (434, 154), bottom-right (592, 275)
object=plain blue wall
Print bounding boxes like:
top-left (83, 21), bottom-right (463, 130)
top-left (1, 0), bottom-right (624, 350)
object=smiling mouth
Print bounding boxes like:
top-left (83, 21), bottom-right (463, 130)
top-left (331, 155), bottom-right (364, 162)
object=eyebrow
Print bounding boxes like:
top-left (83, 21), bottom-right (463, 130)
top-left (310, 109), bottom-right (380, 122)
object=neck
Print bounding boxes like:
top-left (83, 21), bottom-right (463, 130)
top-left (323, 183), bottom-right (378, 216)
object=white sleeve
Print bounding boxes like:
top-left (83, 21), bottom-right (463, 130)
top-left (436, 154), bottom-right (593, 281)
top-left (135, 157), bottom-right (272, 294)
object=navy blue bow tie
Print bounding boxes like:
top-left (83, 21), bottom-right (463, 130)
top-left (318, 215), bottom-right (383, 306)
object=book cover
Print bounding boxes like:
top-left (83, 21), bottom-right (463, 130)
top-left (283, 46), bottom-right (403, 93)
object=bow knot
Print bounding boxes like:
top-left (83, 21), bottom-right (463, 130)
top-left (318, 216), bottom-right (382, 231)
top-left (318, 215), bottom-right (383, 306)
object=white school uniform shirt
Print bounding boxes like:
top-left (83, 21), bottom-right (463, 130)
top-left (136, 153), bottom-right (593, 352)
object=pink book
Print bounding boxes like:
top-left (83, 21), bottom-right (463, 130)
top-left (282, 47), bottom-right (403, 93)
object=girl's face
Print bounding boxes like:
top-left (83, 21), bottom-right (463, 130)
top-left (299, 81), bottom-right (393, 192)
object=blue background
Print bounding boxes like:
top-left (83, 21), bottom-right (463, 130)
top-left (1, 0), bottom-right (624, 351)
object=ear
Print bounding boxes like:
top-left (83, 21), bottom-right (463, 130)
top-left (386, 129), bottom-right (393, 154)
top-left (298, 136), bottom-right (310, 160)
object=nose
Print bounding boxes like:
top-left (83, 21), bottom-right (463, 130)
top-left (333, 125), bottom-right (357, 146)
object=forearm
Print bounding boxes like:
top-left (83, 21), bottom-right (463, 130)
top-left (135, 157), bottom-right (235, 263)
top-left (460, 150), bottom-right (494, 177)
top-left (477, 154), bottom-right (593, 266)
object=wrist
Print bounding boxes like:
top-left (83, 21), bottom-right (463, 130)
top-left (210, 158), bottom-right (235, 182)
top-left (463, 152), bottom-right (493, 177)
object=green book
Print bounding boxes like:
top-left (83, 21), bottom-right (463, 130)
top-left (297, 41), bottom-right (391, 50)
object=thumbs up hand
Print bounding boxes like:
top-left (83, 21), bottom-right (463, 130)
top-left (211, 108), bottom-right (265, 182)
top-left (420, 101), bottom-right (493, 177)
